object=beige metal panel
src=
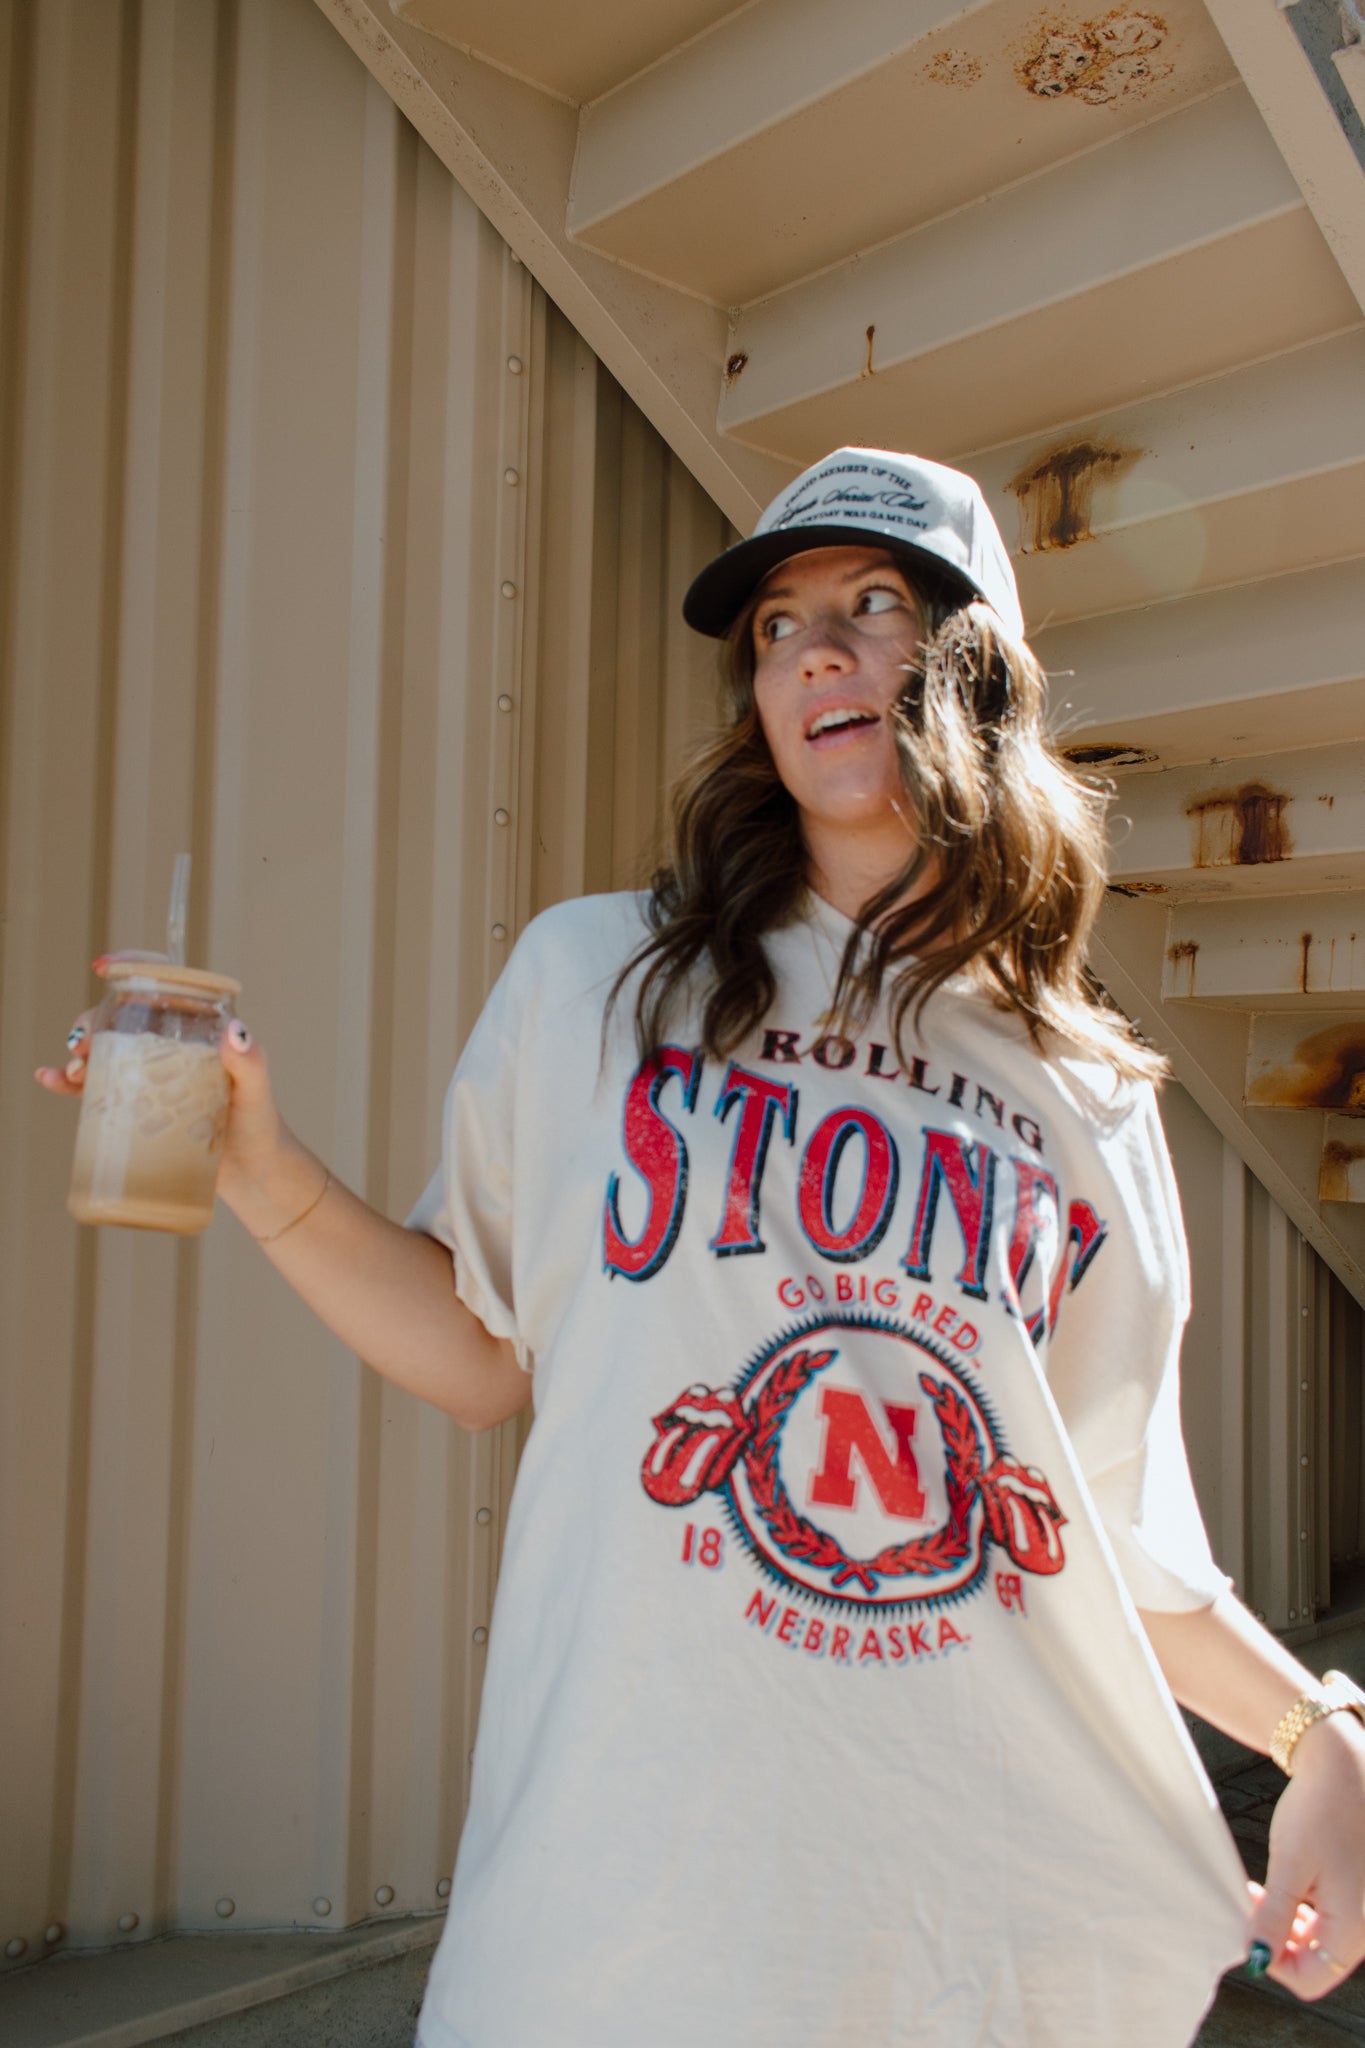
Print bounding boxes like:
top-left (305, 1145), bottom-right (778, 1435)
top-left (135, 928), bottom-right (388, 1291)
top-left (1163, 891), bottom-right (1365, 1007)
top-left (718, 89), bottom-right (1354, 465)
top-left (527, 301), bottom-right (735, 914)
top-left (1038, 558), bottom-right (1365, 770)
top-left (1338, 43), bottom-right (1365, 128)
top-left (0, 0), bottom-right (142, 1965)
top-left (1108, 738), bottom-right (1365, 899)
top-left (0, 0), bottom-right (737, 1968)
top-left (1161, 1083), bottom-right (1249, 1593)
top-left (1249, 1013), bottom-right (1365, 1113)
top-left (1328, 1276), bottom-right (1365, 1589)
top-left (65, 0), bottom-right (226, 1951)
top-left (569, 0), bottom-right (1234, 307)
top-left (1204, 0), bottom-right (1365, 314)
top-left (312, 0), bottom-right (792, 534)
top-left (1090, 891), bottom-right (1365, 1305)
top-left (1322, 1115), bottom-right (1365, 1205)
top-left (973, 329), bottom-right (1365, 629)
top-left (391, 0), bottom-right (744, 107)
top-left (1162, 1084), bottom-right (1323, 1630)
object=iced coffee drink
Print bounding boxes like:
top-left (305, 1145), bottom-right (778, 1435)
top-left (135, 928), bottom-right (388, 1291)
top-left (68, 963), bottom-right (240, 1234)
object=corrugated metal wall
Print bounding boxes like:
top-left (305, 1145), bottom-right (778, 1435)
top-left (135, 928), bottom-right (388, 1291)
top-left (0, 0), bottom-right (729, 1965)
top-left (0, 0), bottom-right (1354, 1976)
top-left (1163, 1083), bottom-right (1335, 1636)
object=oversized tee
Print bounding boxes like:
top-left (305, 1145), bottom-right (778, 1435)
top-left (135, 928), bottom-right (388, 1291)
top-left (407, 890), bottom-right (1250, 2048)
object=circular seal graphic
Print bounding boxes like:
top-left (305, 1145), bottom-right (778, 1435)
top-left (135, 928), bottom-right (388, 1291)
top-left (725, 1313), bottom-right (998, 1614)
top-left (640, 1311), bottom-right (1069, 1618)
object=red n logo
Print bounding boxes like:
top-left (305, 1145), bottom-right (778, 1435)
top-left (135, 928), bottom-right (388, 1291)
top-left (808, 1387), bottom-right (926, 1521)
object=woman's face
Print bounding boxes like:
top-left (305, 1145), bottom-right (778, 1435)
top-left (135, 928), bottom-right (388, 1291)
top-left (750, 545), bottom-right (924, 841)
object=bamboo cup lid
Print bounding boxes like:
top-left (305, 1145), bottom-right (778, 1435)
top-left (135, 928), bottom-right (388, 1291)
top-left (102, 960), bottom-right (242, 998)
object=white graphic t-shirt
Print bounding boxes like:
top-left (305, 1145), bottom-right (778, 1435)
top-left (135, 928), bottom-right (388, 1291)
top-left (407, 892), bottom-right (1250, 2048)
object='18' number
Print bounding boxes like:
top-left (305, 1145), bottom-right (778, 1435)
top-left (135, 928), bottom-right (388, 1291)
top-left (681, 1524), bottom-right (723, 1569)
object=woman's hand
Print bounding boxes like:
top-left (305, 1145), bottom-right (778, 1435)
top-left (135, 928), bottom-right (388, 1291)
top-left (1247, 1714), bottom-right (1365, 1999)
top-left (35, 954), bottom-right (295, 1210)
top-left (1141, 1591), bottom-right (1365, 2000)
top-left (32, 952), bottom-right (167, 1095)
top-left (36, 957), bottom-right (530, 1427)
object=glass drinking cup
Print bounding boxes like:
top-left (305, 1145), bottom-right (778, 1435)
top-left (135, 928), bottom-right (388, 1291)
top-left (67, 963), bottom-right (241, 1234)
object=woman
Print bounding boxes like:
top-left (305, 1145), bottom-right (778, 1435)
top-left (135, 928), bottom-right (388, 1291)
top-left (43, 447), bottom-right (1365, 2046)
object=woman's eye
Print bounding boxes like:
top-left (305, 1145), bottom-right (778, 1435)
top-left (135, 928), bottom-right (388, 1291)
top-left (856, 586), bottom-right (903, 616)
top-left (760, 611), bottom-right (798, 642)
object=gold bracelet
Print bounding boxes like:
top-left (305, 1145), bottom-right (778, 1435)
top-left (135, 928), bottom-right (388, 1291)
top-left (251, 1167), bottom-right (333, 1245)
top-left (1269, 1670), bottom-right (1365, 1775)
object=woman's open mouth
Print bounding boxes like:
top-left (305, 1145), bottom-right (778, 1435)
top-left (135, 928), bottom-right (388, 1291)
top-left (806, 706), bottom-right (880, 747)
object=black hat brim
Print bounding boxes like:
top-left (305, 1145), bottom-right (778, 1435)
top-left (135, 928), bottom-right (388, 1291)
top-left (682, 524), bottom-right (980, 638)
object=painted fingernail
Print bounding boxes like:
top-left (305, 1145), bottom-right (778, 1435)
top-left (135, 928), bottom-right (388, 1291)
top-left (65, 1057), bottom-right (85, 1082)
top-left (1245, 1941), bottom-right (1272, 1978)
top-left (226, 1021), bottom-right (252, 1052)
top-left (92, 955), bottom-right (110, 972)
top-left (66, 1025), bottom-right (86, 1050)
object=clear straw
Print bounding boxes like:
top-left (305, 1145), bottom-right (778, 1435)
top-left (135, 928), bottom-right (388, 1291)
top-left (166, 852), bottom-right (191, 967)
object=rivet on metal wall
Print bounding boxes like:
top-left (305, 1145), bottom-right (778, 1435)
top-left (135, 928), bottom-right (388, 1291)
top-left (437, 1879), bottom-right (452, 1899)
top-left (1289, 1609), bottom-right (1297, 1620)
top-left (494, 809), bottom-right (510, 827)
top-left (117, 1913), bottom-right (139, 1934)
top-left (1301, 1380), bottom-right (1310, 1392)
top-left (312, 1897), bottom-right (332, 1918)
top-left (491, 925), bottom-right (507, 941)
top-left (1301, 1306), bottom-right (1310, 1318)
top-left (4, 1937), bottom-right (27, 1960)
top-left (375, 1885), bottom-right (395, 1908)
top-left (476, 1506), bottom-right (492, 1525)
top-left (44, 1925), bottom-right (63, 1946)
top-left (1301, 1530), bottom-right (1309, 1541)
top-left (1301, 1455), bottom-right (1310, 1467)
top-left (507, 356), bottom-right (523, 375)
top-left (473, 1626), bottom-right (489, 1645)
top-left (500, 581), bottom-right (517, 599)
top-left (503, 468), bottom-right (519, 486)
top-left (215, 1898), bottom-right (235, 1919)
top-left (497, 694), bottom-right (514, 712)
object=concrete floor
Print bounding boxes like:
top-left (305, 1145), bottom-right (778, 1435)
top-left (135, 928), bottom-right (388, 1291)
top-left (152, 1947), bottom-right (431, 2048)
top-left (0, 1921), bottom-right (441, 2048)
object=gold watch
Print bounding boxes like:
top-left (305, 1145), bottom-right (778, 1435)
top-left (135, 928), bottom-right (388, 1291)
top-left (1269, 1669), bottom-right (1365, 1776)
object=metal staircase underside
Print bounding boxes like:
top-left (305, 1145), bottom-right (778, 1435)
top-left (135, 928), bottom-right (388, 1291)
top-left (313, 0), bottom-right (1365, 1299)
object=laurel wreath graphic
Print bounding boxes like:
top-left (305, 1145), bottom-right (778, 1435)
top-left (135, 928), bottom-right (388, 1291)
top-left (743, 1349), bottom-right (983, 1594)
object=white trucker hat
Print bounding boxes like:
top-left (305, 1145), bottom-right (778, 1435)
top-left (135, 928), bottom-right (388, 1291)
top-left (683, 446), bottom-right (1024, 643)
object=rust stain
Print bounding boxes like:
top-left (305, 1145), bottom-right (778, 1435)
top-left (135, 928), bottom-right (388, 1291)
top-left (1249, 1023), bottom-right (1365, 1112)
top-left (1186, 782), bottom-right (1291, 869)
top-left (1018, 10), bottom-right (1172, 106)
top-left (1321, 1139), bottom-right (1365, 1205)
top-left (863, 324), bottom-right (876, 378)
top-left (925, 48), bottom-right (984, 87)
top-left (1107, 881), bottom-right (1167, 897)
top-left (724, 352), bottom-right (749, 384)
top-left (1166, 938), bottom-right (1199, 995)
top-left (1301, 932), bottom-right (1313, 996)
top-left (1007, 441), bottom-right (1140, 553)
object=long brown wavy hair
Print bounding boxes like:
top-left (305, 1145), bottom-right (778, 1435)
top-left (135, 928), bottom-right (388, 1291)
top-left (613, 560), bottom-right (1162, 1083)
